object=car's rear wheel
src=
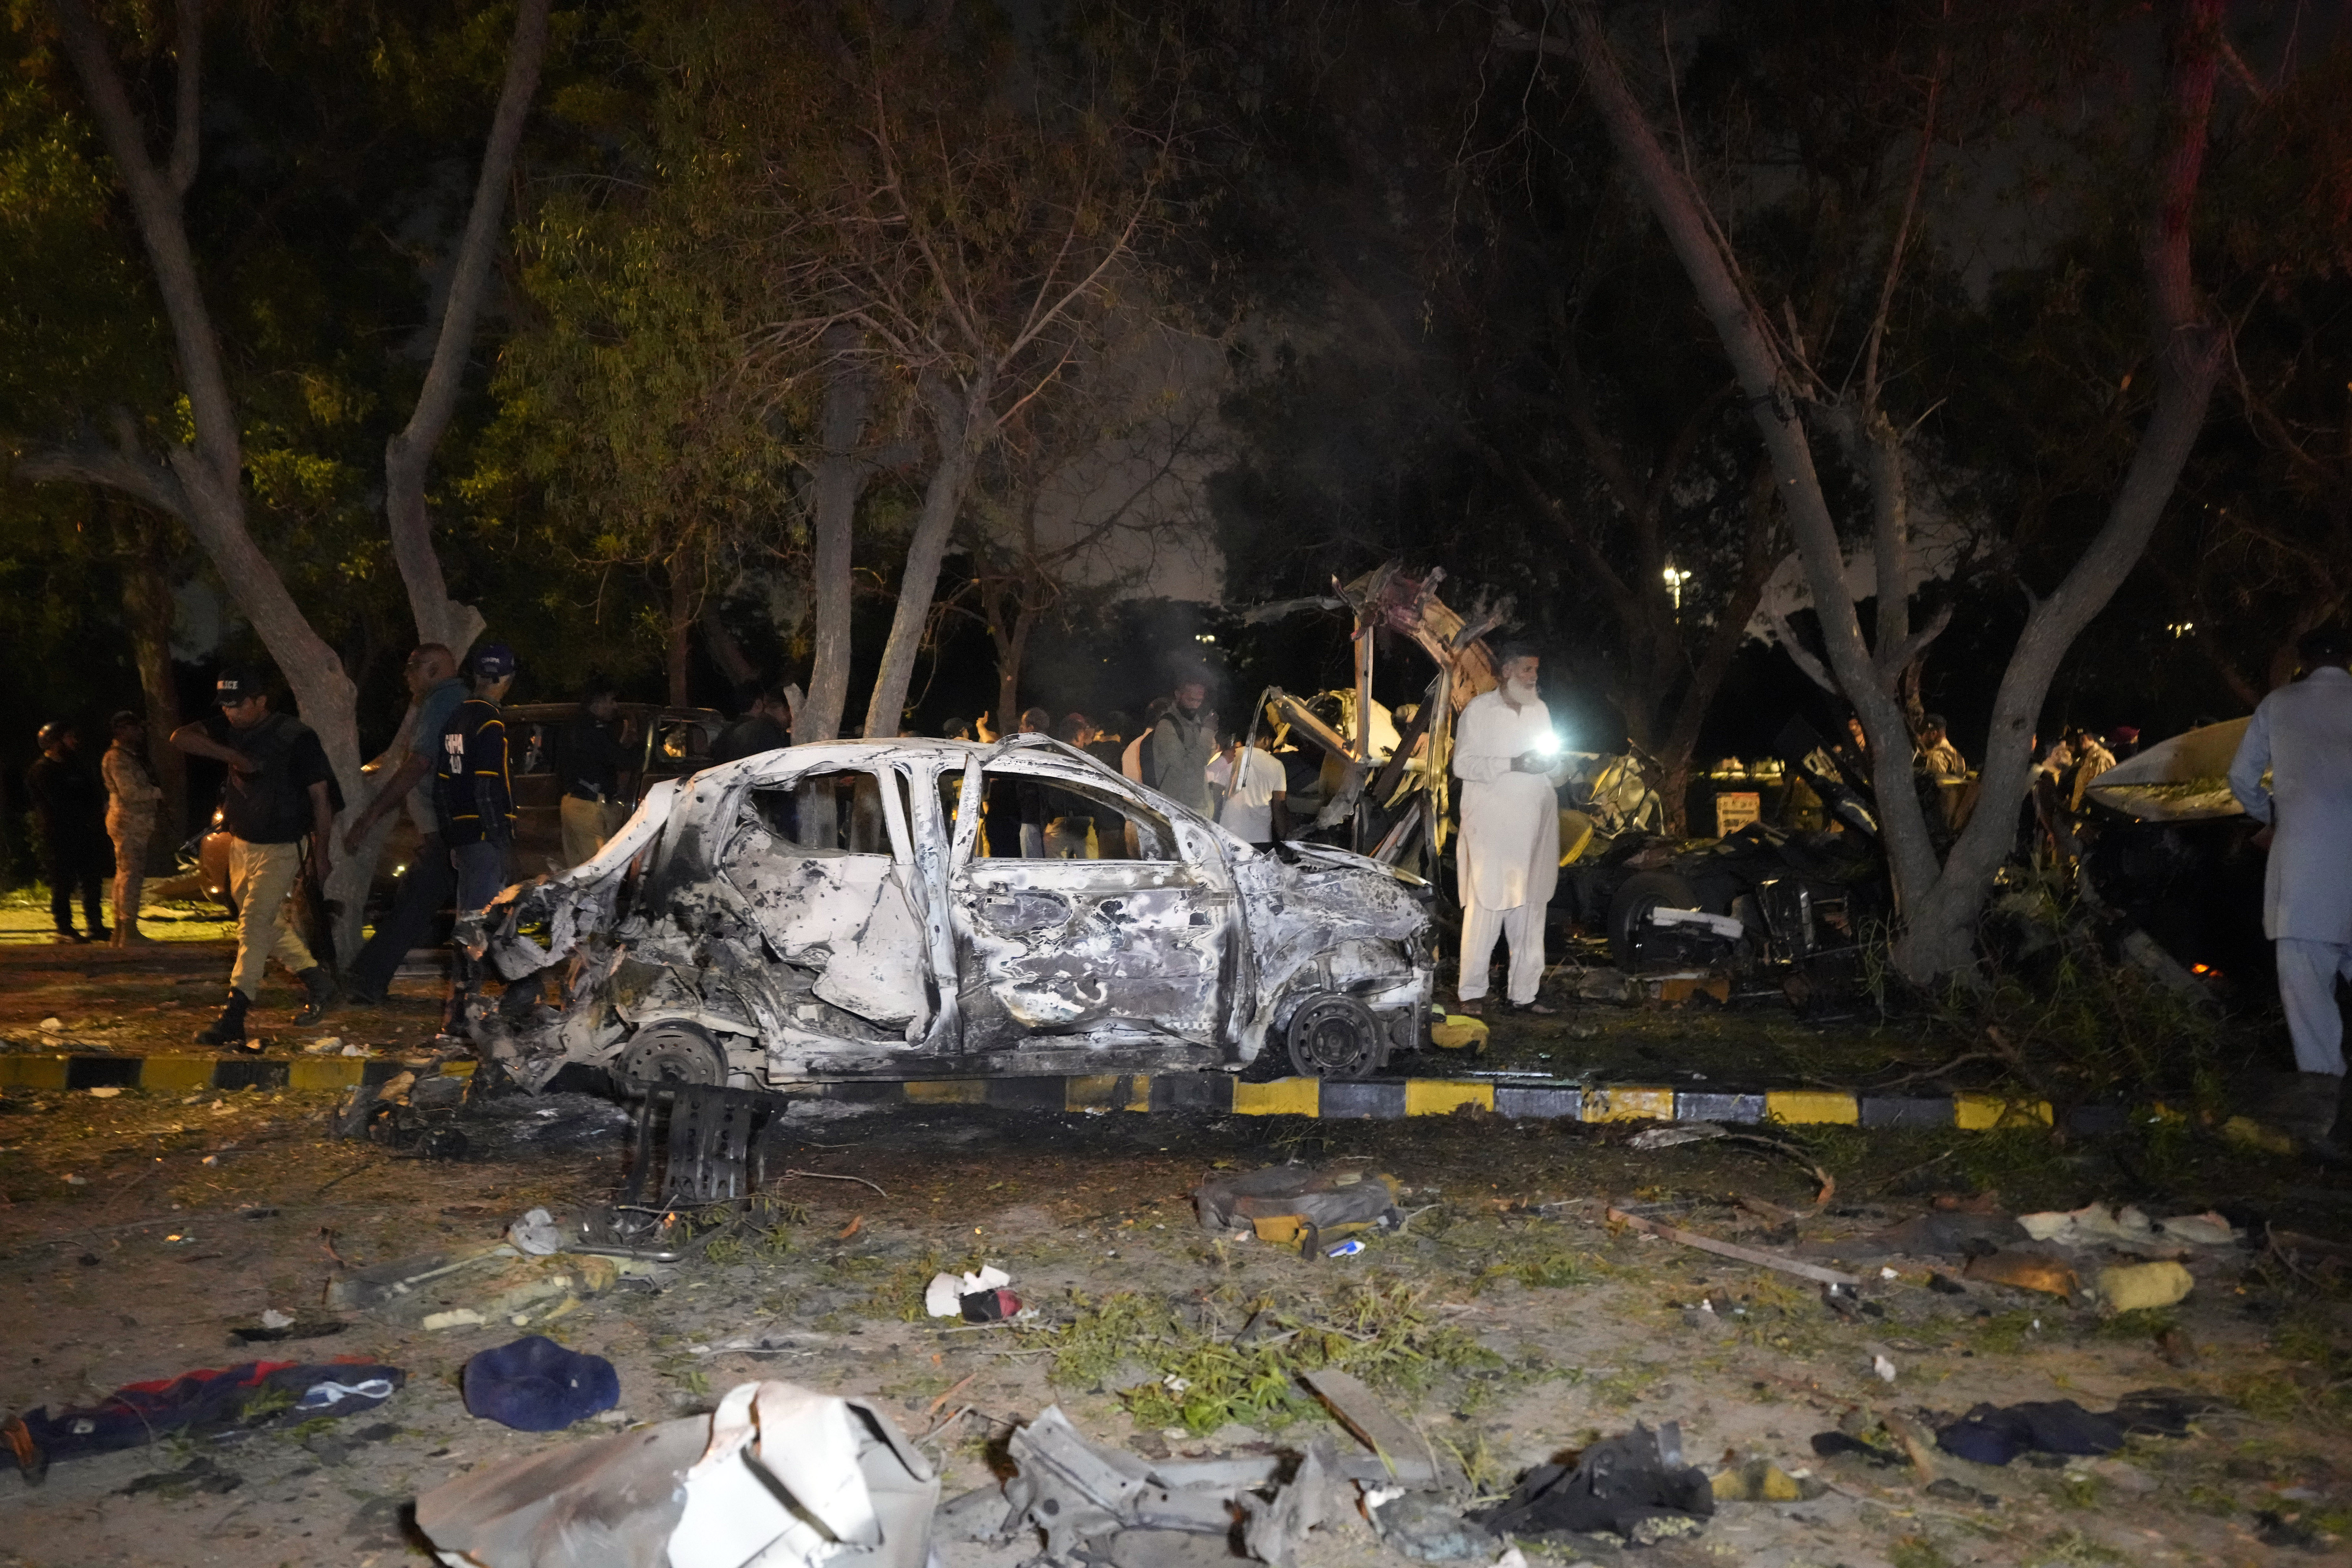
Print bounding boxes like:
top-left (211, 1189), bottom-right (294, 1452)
top-left (617, 1019), bottom-right (727, 1097)
top-left (1608, 870), bottom-right (1703, 968)
top-left (1286, 993), bottom-right (1384, 1080)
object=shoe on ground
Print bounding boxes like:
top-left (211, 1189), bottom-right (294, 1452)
top-left (291, 966), bottom-right (339, 1026)
top-left (51, 930), bottom-right (88, 945)
top-left (85, 926), bottom-right (110, 943)
top-left (1505, 999), bottom-right (1558, 1015)
top-left (1454, 997), bottom-right (1485, 1017)
top-left (194, 990), bottom-right (250, 1048)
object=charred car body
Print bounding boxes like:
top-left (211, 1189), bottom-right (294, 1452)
top-left (1552, 718), bottom-right (1894, 972)
top-left (474, 736), bottom-right (1434, 1092)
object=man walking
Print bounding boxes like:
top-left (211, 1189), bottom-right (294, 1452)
top-left (435, 644), bottom-right (519, 1042)
top-left (171, 668), bottom-right (341, 1046)
top-left (554, 676), bottom-right (632, 865)
top-left (2228, 626), bottom-right (2352, 1160)
top-left (1452, 645), bottom-right (1560, 1016)
top-left (26, 723), bottom-right (108, 943)
top-left (338, 644), bottom-right (465, 1006)
top-left (1150, 674), bottom-right (1217, 815)
top-left (101, 711), bottom-right (164, 945)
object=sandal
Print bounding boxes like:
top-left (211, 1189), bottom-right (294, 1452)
top-left (1505, 999), bottom-right (1558, 1016)
top-left (1453, 998), bottom-right (1485, 1017)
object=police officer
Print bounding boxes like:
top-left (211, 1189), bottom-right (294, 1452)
top-left (338, 644), bottom-right (465, 1005)
top-left (434, 643), bottom-right (518, 1044)
top-left (101, 711), bottom-right (165, 945)
top-left (171, 668), bottom-right (342, 1047)
top-left (26, 722), bottom-right (108, 943)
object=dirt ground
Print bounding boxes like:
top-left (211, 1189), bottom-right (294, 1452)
top-left (2, 935), bottom-right (2349, 1568)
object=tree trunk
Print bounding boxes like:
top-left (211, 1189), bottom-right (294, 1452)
top-left (988, 583), bottom-right (1039, 736)
top-left (115, 507), bottom-right (187, 858)
top-left (863, 371), bottom-right (991, 740)
top-left (796, 326), bottom-right (876, 744)
top-left (380, 0), bottom-right (549, 657)
top-left (666, 563), bottom-right (694, 709)
top-left (700, 597), bottom-right (756, 695)
top-left (1557, 0), bottom-right (2226, 984)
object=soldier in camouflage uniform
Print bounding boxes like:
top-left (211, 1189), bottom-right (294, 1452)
top-left (101, 711), bottom-right (165, 946)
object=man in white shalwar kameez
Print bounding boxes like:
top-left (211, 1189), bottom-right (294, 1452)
top-left (2228, 626), bottom-right (2352, 1159)
top-left (1452, 647), bottom-right (1561, 1014)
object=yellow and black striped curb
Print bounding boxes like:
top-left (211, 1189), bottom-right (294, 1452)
top-left (0, 1053), bottom-right (2102, 1133)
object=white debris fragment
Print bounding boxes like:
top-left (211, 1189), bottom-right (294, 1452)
top-left (340, 1041), bottom-right (371, 1057)
top-left (1880, 1266), bottom-right (1899, 1280)
top-left (508, 1207), bottom-right (563, 1256)
top-left (62, 1174), bottom-right (89, 1185)
top-left (306, 1036), bottom-right (343, 1055)
top-left (924, 1264), bottom-right (1011, 1318)
top-left (86, 1086), bottom-right (122, 1099)
top-left (38, 1017), bottom-right (63, 1033)
top-left (1872, 1354), bottom-right (1898, 1383)
top-left (261, 1309), bottom-right (295, 1330)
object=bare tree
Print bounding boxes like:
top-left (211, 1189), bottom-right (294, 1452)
top-left (24, 0), bottom-right (554, 956)
top-left (754, 30), bottom-right (1175, 740)
top-left (1508, 0), bottom-right (2229, 980)
top-left (382, 0), bottom-right (551, 659)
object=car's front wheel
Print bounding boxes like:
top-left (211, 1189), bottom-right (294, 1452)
top-left (1285, 993), bottom-right (1385, 1080)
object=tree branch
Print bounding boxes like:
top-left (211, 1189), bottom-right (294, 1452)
top-left (382, 0), bottom-right (549, 652)
top-left (48, 0), bottom-right (239, 488)
top-left (166, 0), bottom-right (200, 196)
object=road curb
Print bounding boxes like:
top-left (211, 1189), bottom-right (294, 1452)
top-left (0, 1053), bottom-right (2105, 1132)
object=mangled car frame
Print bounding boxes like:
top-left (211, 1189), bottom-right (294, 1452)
top-left (477, 735), bottom-right (1434, 1093)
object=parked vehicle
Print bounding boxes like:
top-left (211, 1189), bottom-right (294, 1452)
top-left (475, 735), bottom-right (1435, 1093)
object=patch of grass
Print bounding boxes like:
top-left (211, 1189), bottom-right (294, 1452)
top-left (2093, 1308), bottom-right (2176, 1342)
top-left (1890, 1536), bottom-right (1957, 1568)
top-left (1023, 1277), bottom-right (1500, 1436)
top-left (2027, 1528), bottom-right (2127, 1565)
top-left (1971, 1310), bottom-right (2046, 1356)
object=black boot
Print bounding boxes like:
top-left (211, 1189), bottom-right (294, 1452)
top-left (2314, 1073), bottom-right (2352, 1166)
top-left (195, 990), bottom-right (251, 1048)
top-left (292, 966), bottom-right (339, 1027)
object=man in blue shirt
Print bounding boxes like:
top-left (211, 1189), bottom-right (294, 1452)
top-left (339, 644), bottom-right (467, 1005)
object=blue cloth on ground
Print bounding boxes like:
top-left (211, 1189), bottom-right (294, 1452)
top-left (461, 1336), bottom-right (619, 1431)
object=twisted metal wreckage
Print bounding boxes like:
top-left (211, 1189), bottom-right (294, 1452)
top-left (468, 734), bottom-right (1437, 1093)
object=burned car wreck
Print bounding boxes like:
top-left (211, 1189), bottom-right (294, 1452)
top-left (472, 736), bottom-right (1434, 1092)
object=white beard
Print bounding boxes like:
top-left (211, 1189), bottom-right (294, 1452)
top-left (1502, 678), bottom-right (1538, 710)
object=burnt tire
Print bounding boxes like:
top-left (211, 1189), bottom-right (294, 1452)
top-left (1608, 871), bottom-right (1701, 969)
top-left (1285, 993), bottom-right (1385, 1081)
top-left (616, 1019), bottom-right (727, 1098)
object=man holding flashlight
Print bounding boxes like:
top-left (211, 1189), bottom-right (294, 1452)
top-left (1452, 643), bottom-right (1561, 1015)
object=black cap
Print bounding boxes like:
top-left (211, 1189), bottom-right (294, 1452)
top-left (215, 667), bottom-right (264, 707)
top-left (110, 710), bottom-right (141, 730)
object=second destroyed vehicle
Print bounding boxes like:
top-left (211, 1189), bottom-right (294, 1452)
top-left (475, 735), bottom-right (1435, 1093)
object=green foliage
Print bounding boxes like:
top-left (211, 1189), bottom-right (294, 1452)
top-left (1025, 1278), bottom-right (1498, 1436)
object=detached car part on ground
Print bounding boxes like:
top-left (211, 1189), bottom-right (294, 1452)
top-left (1553, 718), bottom-right (1893, 975)
top-left (471, 736), bottom-right (1434, 1094)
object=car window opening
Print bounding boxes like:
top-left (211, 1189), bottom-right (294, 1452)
top-left (750, 770), bottom-right (892, 855)
top-left (942, 768), bottom-right (1177, 861)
